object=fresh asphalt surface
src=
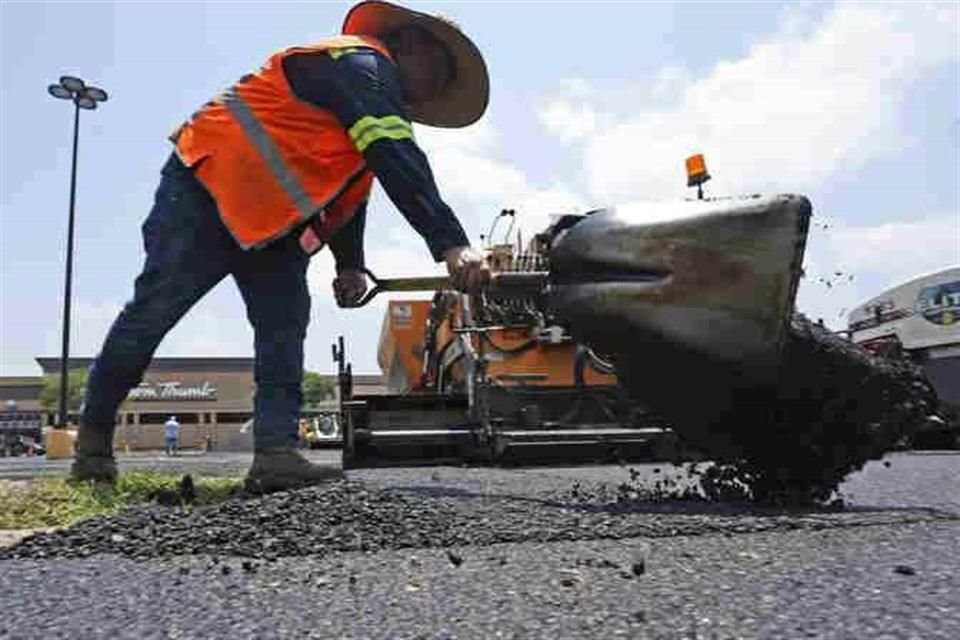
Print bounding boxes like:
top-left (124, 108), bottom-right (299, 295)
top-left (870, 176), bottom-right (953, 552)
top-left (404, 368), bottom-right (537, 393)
top-left (1, 451), bottom-right (958, 639)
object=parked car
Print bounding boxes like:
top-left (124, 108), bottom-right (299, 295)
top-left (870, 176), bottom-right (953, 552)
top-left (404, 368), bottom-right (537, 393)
top-left (304, 413), bottom-right (342, 448)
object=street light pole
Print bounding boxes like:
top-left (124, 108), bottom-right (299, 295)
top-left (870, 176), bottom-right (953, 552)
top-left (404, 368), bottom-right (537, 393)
top-left (48, 76), bottom-right (108, 429)
top-left (57, 101), bottom-right (81, 429)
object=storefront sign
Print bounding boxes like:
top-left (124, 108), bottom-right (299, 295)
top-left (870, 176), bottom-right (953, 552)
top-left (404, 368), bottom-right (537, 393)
top-left (916, 280), bottom-right (960, 326)
top-left (128, 381), bottom-right (217, 401)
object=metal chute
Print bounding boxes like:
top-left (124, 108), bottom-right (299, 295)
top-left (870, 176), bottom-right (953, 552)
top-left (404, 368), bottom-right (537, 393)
top-left (548, 195), bottom-right (811, 375)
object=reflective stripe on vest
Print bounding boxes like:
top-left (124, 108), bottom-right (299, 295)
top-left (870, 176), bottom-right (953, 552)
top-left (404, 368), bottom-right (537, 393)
top-left (348, 115), bottom-right (414, 153)
top-left (222, 89), bottom-right (318, 220)
top-left (328, 47), bottom-right (359, 60)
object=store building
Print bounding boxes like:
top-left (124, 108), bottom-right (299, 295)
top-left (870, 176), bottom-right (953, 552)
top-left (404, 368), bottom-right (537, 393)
top-left (0, 357), bottom-right (385, 452)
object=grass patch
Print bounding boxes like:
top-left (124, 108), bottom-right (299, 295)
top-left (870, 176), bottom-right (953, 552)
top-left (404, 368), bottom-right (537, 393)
top-left (0, 471), bottom-right (242, 530)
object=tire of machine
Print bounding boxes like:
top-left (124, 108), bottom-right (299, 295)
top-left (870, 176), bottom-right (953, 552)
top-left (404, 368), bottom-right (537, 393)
top-left (610, 313), bottom-right (939, 503)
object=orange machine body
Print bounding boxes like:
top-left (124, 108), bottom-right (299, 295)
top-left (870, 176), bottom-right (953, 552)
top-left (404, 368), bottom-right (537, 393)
top-left (377, 300), bottom-right (433, 394)
top-left (377, 297), bottom-right (616, 394)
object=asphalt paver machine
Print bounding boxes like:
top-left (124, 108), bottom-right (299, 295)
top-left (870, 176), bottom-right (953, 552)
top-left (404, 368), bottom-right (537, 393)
top-left (336, 156), bottom-right (815, 469)
top-left (333, 159), bottom-right (938, 505)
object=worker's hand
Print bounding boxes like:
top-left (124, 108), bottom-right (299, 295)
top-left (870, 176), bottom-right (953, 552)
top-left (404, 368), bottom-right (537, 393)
top-left (443, 246), bottom-right (492, 293)
top-left (333, 269), bottom-right (368, 307)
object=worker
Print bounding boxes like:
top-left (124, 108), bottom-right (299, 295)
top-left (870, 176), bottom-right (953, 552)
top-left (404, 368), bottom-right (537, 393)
top-left (70, 1), bottom-right (492, 492)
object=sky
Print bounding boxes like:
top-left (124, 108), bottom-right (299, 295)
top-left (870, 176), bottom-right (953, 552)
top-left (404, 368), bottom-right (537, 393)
top-left (1, 0), bottom-right (958, 377)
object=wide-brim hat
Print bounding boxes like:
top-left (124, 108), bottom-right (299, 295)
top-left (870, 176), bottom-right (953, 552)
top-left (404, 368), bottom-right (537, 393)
top-left (342, 1), bottom-right (489, 128)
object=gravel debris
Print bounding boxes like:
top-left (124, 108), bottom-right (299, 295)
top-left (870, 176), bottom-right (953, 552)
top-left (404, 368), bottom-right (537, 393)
top-left (446, 550), bottom-right (464, 567)
top-left (2, 475), bottom-right (953, 561)
top-left (558, 569), bottom-right (582, 588)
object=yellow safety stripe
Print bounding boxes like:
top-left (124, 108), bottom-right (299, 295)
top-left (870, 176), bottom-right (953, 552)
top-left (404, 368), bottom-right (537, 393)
top-left (348, 115), bottom-right (414, 153)
top-left (329, 47), bottom-right (359, 60)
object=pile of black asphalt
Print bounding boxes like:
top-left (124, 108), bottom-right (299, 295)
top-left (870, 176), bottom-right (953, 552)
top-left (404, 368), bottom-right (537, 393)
top-left (612, 313), bottom-right (939, 504)
top-left (2, 471), bottom-right (951, 561)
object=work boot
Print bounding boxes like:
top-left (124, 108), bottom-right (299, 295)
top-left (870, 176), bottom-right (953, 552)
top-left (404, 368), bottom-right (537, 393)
top-left (244, 447), bottom-right (343, 494)
top-left (70, 427), bottom-right (117, 484)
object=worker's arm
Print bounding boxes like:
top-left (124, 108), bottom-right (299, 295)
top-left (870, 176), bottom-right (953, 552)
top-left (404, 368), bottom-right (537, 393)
top-left (326, 204), bottom-right (367, 272)
top-left (282, 48), bottom-right (470, 263)
top-left (326, 203), bottom-right (369, 306)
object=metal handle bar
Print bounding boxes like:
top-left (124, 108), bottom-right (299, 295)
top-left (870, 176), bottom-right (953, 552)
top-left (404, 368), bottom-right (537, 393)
top-left (345, 268), bottom-right (548, 308)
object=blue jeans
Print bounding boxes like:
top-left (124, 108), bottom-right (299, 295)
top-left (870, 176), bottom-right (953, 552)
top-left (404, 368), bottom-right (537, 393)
top-left (82, 154), bottom-right (310, 450)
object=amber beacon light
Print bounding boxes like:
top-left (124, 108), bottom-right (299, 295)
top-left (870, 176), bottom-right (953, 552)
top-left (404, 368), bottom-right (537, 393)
top-left (685, 153), bottom-right (711, 200)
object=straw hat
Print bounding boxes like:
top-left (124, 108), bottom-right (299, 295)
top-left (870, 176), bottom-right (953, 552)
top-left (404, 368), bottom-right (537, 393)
top-left (342, 1), bottom-right (489, 128)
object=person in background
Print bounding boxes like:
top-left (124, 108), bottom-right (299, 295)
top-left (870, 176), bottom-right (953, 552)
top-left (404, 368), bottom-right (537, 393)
top-left (164, 415), bottom-right (180, 457)
top-left (298, 418), bottom-right (311, 448)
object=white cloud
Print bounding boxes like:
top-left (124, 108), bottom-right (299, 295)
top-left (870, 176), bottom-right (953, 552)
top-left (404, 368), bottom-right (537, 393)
top-left (797, 212), bottom-right (960, 327)
top-left (504, 184), bottom-right (588, 242)
top-left (412, 114), bottom-right (589, 245)
top-left (650, 66), bottom-right (693, 102)
top-left (825, 215), bottom-right (959, 277)
top-left (537, 101), bottom-right (598, 142)
top-left (415, 119), bottom-right (528, 206)
top-left (535, 2), bottom-right (958, 202)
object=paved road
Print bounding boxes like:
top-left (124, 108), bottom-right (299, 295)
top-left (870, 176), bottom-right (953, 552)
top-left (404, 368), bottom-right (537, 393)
top-left (1, 453), bottom-right (958, 639)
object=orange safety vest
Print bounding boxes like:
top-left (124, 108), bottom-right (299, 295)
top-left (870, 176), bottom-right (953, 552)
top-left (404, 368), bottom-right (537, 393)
top-left (171, 35), bottom-right (398, 252)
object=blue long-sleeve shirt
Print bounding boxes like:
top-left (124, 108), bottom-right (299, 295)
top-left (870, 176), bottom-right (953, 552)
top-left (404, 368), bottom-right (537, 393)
top-left (282, 46), bottom-right (469, 271)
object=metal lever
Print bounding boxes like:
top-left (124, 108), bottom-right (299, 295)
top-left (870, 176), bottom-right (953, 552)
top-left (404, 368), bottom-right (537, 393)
top-left (344, 267), bottom-right (548, 308)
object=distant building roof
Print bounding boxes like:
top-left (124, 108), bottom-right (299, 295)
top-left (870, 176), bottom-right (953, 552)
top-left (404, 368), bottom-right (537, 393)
top-left (0, 377), bottom-right (43, 403)
top-left (21, 358), bottom-right (387, 397)
top-left (36, 356), bottom-right (256, 374)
